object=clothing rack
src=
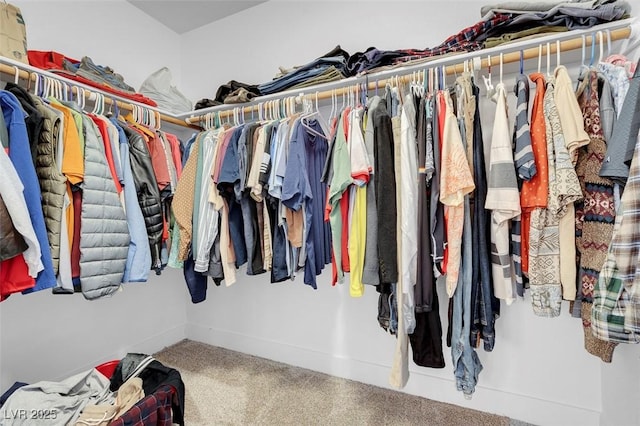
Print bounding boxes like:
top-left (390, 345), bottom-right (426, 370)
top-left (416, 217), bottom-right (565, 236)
top-left (182, 18), bottom-right (637, 126)
top-left (0, 56), bottom-right (199, 129)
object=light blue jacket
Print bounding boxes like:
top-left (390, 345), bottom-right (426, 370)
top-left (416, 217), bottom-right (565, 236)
top-left (111, 119), bottom-right (151, 283)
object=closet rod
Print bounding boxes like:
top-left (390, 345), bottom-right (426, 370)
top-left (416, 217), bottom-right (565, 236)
top-left (0, 58), bottom-right (199, 129)
top-left (184, 18), bottom-right (635, 125)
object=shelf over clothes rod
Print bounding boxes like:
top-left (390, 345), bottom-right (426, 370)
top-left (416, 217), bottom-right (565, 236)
top-left (183, 17), bottom-right (637, 126)
top-left (0, 56), bottom-right (199, 129)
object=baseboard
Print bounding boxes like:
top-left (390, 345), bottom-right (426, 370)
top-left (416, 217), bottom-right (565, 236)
top-left (55, 324), bottom-right (187, 382)
top-left (187, 323), bottom-right (600, 426)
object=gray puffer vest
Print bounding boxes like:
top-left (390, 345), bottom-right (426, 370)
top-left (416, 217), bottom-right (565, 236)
top-left (79, 115), bottom-right (130, 299)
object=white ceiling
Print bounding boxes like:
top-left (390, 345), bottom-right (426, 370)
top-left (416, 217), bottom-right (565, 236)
top-left (127, 1), bottom-right (266, 34)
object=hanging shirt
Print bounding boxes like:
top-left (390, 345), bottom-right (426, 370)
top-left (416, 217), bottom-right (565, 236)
top-left (361, 97), bottom-right (380, 286)
top-left (194, 129), bottom-right (220, 273)
top-left (521, 73), bottom-right (549, 276)
top-left (399, 93), bottom-right (418, 332)
top-left (439, 90), bottom-right (475, 297)
top-left (328, 109), bottom-right (352, 285)
top-left (282, 119), bottom-right (330, 289)
top-left (210, 128), bottom-right (237, 286)
top-left (347, 107), bottom-right (369, 297)
top-left (371, 98), bottom-right (398, 285)
top-left (554, 65), bottom-right (589, 301)
top-left (575, 70), bottom-right (618, 362)
top-left (173, 134), bottom-right (202, 261)
top-left (47, 101), bottom-right (84, 263)
top-left (510, 74), bottom-right (533, 295)
top-left (485, 82), bottom-right (520, 305)
top-left (164, 133), bottom-right (183, 180)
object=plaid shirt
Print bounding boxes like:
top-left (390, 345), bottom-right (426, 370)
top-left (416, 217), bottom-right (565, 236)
top-left (395, 13), bottom-right (513, 63)
top-left (591, 137), bottom-right (640, 343)
top-left (111, 385), bottom-right (176, 426)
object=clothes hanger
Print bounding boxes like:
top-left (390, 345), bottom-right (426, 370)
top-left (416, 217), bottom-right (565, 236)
top-left (127, 106), bottom-right (155, 138)
top-left (91, 92), bottom-right (100, 114)
top-left (598, 30), bottom-right (605, 65)
top-left (589, 32), bottom-right (597, 68)
top-left (483, 54), bottom-right (494, 98)
top-left (546, 42), bottom-right (552, 77)
top-left (537, 44), bottom-right (542, 74)
top-left (37, 75), bottom-right (44, 98)
top-left (42, 76), bottom-right (50, 98)
top-left (299, 92), bottom-right (328, 140)
top-left (556, 40), bottom-right (561, 70)
top-left (519, 50), bottom-right (524, 75)
top-left (12, 66), bottom-right (19, 85)
top-left (105, 97), bottom-right (115, 118)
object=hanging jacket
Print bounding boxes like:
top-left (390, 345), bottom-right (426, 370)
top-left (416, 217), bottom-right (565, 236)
top-left (79, 116), bottom-right (129, 299)
top-left (4, 83), bottom-right (43, 167)
top-left (1, 90), bottom-right (57, 293)
top-left (32, 97), bottom-right (66, 276)
top-left (122, 124), bottom-right (163, 272)
top-left (0, 193), bottom-right (27, 261)
top-left (111, 119), bottom-right (151, 283)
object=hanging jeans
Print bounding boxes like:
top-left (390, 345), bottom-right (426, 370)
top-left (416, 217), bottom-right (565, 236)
top-left (451, 196), bottom-right (483, 398)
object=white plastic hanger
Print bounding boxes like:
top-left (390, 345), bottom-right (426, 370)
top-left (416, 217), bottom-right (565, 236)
top-left (483, 54), bottom-right (495, 99)
top-left (537, 44), bottom-right (543, 74)
top-left (546, 42), bottom-right (552, 77)
top-left (598, 30), bottom-right (605, 64)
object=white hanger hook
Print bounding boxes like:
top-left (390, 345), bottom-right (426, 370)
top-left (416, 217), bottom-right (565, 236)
top-left (537, 44), bottom-right (542, 74)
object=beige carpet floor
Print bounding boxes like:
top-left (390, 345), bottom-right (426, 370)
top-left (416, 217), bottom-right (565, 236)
top-left (153, 339), bottom-right (513, 426)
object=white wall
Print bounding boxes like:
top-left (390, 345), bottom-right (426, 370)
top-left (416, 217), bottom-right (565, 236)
top-left (180, 2), bottom-right (640, 425)
top-left (0, 0), bottom-right (189, 393)
top-left (0, 268), bottom-right (188, 389)
top-left (16, 0), bottom-right (183, 92)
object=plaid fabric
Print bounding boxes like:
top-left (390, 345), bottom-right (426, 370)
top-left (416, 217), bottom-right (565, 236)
top-left (396, 13), bottom-right (513, 62)
top-left (591, 129), bottom-right (640, 343)
top-left (111, 385), bottom-right (175, 426)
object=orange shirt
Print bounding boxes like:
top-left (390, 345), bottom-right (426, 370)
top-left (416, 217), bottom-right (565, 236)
top-left (520, 73), bottom-right (548, 273)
